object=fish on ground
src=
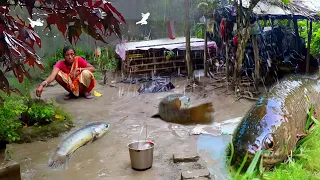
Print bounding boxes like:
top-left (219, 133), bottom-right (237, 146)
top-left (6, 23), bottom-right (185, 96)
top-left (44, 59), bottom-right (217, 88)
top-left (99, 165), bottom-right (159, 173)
top-left (231, 75), bottom-right (320, 168)
top-left (48, 122), bottom-right (110, 169)
top-left (152, 94), bottom-right (214, 124)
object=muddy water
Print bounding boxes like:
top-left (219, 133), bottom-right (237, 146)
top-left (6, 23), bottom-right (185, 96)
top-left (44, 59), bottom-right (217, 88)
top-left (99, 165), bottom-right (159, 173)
top-left (197, 134), bottom-right (233, 180)
top-left (5, 78), bottom-right (254, 180)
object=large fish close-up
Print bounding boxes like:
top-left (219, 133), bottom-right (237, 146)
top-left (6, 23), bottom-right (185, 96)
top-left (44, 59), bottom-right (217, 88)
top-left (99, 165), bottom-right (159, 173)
top-left (232, 75), bottom-right (320, 168)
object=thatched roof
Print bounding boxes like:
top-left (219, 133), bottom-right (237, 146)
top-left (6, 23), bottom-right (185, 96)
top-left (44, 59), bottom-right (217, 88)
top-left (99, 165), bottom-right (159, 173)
top-left (242, 0), bottom-right (320, 20)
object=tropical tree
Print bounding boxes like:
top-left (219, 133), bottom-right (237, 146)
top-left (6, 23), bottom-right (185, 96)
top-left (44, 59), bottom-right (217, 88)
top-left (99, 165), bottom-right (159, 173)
top-left (0, 0), bottom-right (125, 97)
top-left (232, 0), bottom-right (290, 84)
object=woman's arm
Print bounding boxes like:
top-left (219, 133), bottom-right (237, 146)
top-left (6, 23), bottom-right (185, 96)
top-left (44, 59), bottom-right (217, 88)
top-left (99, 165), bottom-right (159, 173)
top-left (77, 57), bottom-right (96, 73)
top-left (36, 67), bottom-right (60, 97)
top-left (41, 67), bottom-right (60, 86)
top-left (80, 63), bottom-right (96, 73)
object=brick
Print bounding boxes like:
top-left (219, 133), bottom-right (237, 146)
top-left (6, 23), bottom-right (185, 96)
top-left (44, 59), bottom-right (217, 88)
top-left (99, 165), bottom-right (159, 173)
top-left (173, 153), bottom-right (200, 163)
top-left (181, 169), bottom-right (210, 180)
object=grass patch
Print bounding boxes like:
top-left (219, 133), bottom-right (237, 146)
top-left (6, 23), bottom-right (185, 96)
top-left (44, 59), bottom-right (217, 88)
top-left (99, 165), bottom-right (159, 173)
top-left (227, 105), bottom-right (320, 179)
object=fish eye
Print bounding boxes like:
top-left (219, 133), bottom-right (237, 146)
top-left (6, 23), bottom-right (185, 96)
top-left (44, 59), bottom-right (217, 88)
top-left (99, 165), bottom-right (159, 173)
top-left (263, 133), bottom-right (275, 150)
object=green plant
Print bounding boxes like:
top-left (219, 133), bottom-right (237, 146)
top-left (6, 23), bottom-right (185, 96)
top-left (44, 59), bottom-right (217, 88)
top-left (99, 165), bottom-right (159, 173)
top-left (26, 101), bottom-right (55, 126)
top-left (96, 47), bottom-right (119, 73)
top-left (0, 92), bottom-right (72, 143)
top-left (0, 97), bottom-right (26, 142)
top-left (298, 20), bottom-right (320, 57)
top-left (191, 23), bottom-right (206, 38)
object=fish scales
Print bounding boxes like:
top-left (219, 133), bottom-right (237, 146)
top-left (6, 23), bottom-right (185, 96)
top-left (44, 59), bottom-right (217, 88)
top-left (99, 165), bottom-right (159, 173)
top-left (232, 75), bottom-right (320, 167)
top-left (48, 122), bottom-right (110, 169)
top-left (152, 94), bottom-right (215, 124)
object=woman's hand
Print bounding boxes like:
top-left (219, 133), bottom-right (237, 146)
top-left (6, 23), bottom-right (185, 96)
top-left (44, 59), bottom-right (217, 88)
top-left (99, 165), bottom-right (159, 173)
top-left (36, 84), bottom-right (44, 97)
top-left (70, 70), bottom-right (78, 79)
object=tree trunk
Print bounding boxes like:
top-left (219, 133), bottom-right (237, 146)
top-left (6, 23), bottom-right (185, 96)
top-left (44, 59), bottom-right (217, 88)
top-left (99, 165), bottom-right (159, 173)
top-left (184, 0), bottom-right (193, 78)
top-left (233, 0), bottom-right (256, 84)
top-left (252, 35), bottom-right (260, 85)
top-left (306, 20), bottom-right (312, 74)
top-left (204, 22), bottom-right (208, 77)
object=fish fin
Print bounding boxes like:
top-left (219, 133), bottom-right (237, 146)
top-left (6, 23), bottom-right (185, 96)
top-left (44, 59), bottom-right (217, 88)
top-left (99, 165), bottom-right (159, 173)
top-left (90, 129), bottom-right (98, 143)
top-left (185, 102), bottom-right (215, 124)
top-left (151, 114), bottom-right (161, 118)
top-left (48, 151), bottom-right (69, 169)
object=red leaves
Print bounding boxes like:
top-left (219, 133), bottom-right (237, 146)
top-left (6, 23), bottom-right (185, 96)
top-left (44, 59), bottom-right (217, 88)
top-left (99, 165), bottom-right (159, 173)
top-left (17, 24), bottom-right (41, 48)
top-left (104, 2), bottom-right (126, 23)
top-left (0, 70), bottom-right (10, 94)
top-left (93, 0), bottom-right (103, 8)
top-left (24, 53), bottom-right (43, 70)
top-left (0, 10), bottom-right (43, 91)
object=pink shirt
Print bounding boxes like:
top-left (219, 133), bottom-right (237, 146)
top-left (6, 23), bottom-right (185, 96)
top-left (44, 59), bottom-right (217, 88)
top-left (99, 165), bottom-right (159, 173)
top-left (54, 56), bottom-right (88, 74)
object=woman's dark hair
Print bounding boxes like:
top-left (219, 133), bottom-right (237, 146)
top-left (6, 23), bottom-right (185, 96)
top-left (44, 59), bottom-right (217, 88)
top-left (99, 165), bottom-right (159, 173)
top-left (62, 46), bottom-right (75, 56)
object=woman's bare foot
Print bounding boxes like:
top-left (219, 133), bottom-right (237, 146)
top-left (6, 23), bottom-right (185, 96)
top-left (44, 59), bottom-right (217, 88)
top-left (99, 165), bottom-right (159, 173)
top-left (64, 92), bottom-right (76, 100)
top-left (84, 92), bottom-right (93, 99)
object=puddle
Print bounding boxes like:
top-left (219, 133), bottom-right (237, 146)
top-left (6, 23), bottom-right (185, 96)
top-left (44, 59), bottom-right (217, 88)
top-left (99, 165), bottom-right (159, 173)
top-left (191, 117), bottom-right (243, 136)
top-left (195, 117), bottom-right (243, 180)
top-left (197, 134), bottom-right (232, 180)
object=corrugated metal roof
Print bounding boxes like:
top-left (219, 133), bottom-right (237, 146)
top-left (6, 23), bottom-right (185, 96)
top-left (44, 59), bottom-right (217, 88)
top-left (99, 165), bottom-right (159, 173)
top-left (241, 0), bottom-right (320, 18)
top-left (121, 37), bottom-right (217, 51)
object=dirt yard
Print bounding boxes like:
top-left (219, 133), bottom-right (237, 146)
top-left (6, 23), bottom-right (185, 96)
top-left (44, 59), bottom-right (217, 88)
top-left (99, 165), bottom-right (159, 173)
top-left (5, 77), bottom-right (255, 180)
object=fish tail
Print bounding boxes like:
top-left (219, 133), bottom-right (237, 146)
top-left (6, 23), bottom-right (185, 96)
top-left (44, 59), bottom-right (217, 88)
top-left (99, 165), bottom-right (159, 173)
top-left (161, 102), bottom-right (214, 124)
top-left (48, 152), bottom-right (68, 169)
top-left (186, 102), bottom-right (215, 124)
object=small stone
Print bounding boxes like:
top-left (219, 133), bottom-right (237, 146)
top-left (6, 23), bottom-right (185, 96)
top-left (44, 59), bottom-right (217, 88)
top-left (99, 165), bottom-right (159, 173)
top-left (173, 153), bottom-right (200, 163)
top-left (181, 169), bottom-right (210, 180)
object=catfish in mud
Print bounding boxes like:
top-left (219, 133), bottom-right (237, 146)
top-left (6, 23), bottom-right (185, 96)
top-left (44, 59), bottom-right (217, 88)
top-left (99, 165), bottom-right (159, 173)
top-left (151, 94), bottom-right (214, 124)
top-left (48, 122), bottom-right (110, 169)
top-left (231, 75), bottom-right (320, 168)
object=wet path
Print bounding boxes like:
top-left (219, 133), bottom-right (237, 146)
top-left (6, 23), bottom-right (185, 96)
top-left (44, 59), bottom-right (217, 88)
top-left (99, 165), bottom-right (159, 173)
top-left (6, 79), bottom-right (254, 180)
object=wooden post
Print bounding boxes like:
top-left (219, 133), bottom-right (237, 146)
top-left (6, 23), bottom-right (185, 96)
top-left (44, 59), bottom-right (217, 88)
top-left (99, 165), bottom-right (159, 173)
top-left (204, 24), bottom-right (208, 77)
top-left (252, 35), bottom-right (260, 84)
top-left (306, 20), bottom-right (312, 74)
top-left (293, 17), bottom-right (300, 53)
top-left (153, 49), bottom-right (156, 76)
top-left (184, 0), bottom-right (193, 78)
top-left (225, 40), bottom-right (229, 82)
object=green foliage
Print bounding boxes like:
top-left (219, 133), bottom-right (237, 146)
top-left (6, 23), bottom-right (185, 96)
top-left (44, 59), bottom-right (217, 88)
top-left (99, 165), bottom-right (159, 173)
top-left (25, 101), bottom-right (55, 126)
top-left (0, 94), bottom-right (72, 143)
top-left (96, 47), bottom-right (119, 73)
top-left (281, 0), bottom-right (291, 5)
top-left (191, 23), bottom-right (206, 39)
top-left (298, 20), bottom-right (320, 56)
top-left (0, 97), bottom-right (26, 142)
top-left (196, 0), bottom-right (218, 17)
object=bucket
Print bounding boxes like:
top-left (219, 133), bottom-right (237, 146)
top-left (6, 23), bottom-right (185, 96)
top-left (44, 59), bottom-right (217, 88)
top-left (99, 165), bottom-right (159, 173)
top-left (128, 125), bottom-right (155, 171)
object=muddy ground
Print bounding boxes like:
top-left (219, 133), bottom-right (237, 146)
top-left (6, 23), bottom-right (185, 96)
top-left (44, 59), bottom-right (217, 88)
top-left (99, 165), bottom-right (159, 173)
top-left (4, 77), bottom-right (255, 180)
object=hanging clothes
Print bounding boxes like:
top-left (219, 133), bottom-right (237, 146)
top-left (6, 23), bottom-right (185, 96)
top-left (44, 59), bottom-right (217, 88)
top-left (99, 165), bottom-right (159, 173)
top-left (220, 18), bottom-right (226, 41)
